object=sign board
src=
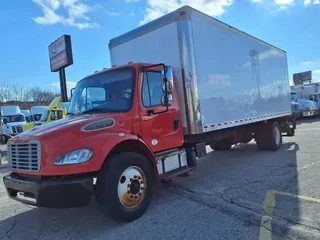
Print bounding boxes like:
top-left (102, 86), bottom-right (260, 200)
top-left (48, 35), bottom-right (73, 72)
top-left (293, 71), bottom-right (312, 85)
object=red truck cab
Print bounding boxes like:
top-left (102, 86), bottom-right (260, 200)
top-left (3, 63), bottom-right (194, 222)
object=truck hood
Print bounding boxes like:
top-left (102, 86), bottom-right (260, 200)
top-left (17, 114), bottom-right (120, 138)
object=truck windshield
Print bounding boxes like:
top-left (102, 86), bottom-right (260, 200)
top-left (33, 114), bottom-right (43, 121)
top-left (3, 114), bottom-right (25, 123)
top-left (40, 110), bottom-right (50, 122)
top-left (68, 68), bottom-right (134, 115)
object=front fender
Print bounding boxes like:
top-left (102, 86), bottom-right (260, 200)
top-left (39, 132), bottom-right (140, 176)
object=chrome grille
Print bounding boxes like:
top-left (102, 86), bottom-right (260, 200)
top-left (8, 141), bottom-right (41, 171)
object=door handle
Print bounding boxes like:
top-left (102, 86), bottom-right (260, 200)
top-left (173, 116), bottom-right (179, 131)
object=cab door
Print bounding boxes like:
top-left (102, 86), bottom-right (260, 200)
top-left (139, 70), bottom-right (183, 153)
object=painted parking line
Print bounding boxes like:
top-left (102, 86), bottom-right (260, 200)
top-left (259, 190), bottom-right (320, 240)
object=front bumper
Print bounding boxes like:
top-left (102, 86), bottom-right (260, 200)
top-left (301, 110), bottom-right (317, 117)
top-left (3, 173), bottom-right (93, 208)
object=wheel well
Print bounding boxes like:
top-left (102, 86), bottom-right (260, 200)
top-left (106, 140), bottom-right (158, 178)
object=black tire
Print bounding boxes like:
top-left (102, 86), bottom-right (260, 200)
top-left (210, 139), bottom-right (233, 151)
top-left (96, 152), bottom-right (154, 222)
top-left (287, 129), bottom-right (295, 137)
top-left (255, 121), bottom-right (282, 151)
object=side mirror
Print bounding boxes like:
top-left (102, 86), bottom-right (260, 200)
top-left (161, 67), bottom-right (174, 93)
top-left (3, 118), bottom-right (7, 124)
top-left (161, 93), bottom-right (173, 106)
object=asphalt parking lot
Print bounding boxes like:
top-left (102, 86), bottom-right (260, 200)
top-left (1, 119), bottom-right (320, 240)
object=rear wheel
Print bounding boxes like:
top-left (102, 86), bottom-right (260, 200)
top-left (210, 138), bottom-right (233, 151)
top-left (96, 152), bottom-right (154, 222)
top-left (287, 129), bottom-right (295, 137)
top-left (255, 121), bottom-right (282, 151)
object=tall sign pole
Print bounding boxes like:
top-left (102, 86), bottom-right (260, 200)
top-left (48, 35), bottom-right (73, 102)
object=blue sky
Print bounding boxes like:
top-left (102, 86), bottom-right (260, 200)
top-left (0, 0), bottom-right (319, 93)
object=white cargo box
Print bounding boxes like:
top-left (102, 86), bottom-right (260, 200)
top-left (109, 5), bottom-right (291, 135)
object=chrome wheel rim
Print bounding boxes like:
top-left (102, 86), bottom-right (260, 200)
top-left (117, 166), bottom-right (146, 208)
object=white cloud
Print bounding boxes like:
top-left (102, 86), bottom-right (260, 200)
top-left (140, 0), bottom-right (235, 25)
top-left (314, 69), bottom-right (320, 74)
top-left (301, 61), bottom-right (319, 65)
top-left (32, 0), bottom-right (100, 29)
top-left (305, 0), bottom-right (320, 4)
top-left (208, 74), bottom-right (231, 88)
top-left (274, 0), bottom-right (294, 5)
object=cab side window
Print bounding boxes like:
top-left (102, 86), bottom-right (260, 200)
top-left (142, 72), bottom-right (162, 107)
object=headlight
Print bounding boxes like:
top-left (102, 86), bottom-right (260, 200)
top-left (54, 149), bottom-right (93, 166)
top-left (309, 105), bottom-right (315, 110)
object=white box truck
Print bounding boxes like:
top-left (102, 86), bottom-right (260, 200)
top-left (110, 5), bottom-right (294, 139)
top-left (3, 6), bottom-right (295, 222)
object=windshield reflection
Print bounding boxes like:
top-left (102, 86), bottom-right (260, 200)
top-left (68, 68), bottom-right (134, 115)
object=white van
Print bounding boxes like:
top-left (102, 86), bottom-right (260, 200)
top-left (21, 109), bottom-right (33, 122)
top-left (30, 106), bottom-right (49, 122)
top-left (0, 106), bottom-right (26, 141)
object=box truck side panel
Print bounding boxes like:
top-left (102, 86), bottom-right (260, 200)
top-left (109, 21), bottom-right (188, 130)
top-left (191, 11), bottom-right (291, 131)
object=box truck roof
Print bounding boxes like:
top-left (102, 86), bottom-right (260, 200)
top-left (109, 5), bottom-right (285, 54)
top-left (0, 106), bottom-right (21, 116)
top-left (21, 110), bottom-right (31, 116)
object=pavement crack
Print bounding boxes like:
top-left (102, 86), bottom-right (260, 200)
top-left (5, 219), bottom-right (17, 239)
top-left (221, 179), bottom-right (265, 192)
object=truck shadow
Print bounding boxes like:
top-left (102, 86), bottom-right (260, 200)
top-left (0, 190), bottom-right (177, 240)
top-left (169, 141), bottom-right (300, 239)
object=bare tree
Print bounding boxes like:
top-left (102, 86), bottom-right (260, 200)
top-left (0, 84), bottom-right (59, 105)
top-left (27, 87), bottom-right (59, 103)
top-left (0, 84), bottom-right (12, 102)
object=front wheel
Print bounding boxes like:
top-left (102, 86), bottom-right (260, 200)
top-left (96, 152), bottom-right (154, 222)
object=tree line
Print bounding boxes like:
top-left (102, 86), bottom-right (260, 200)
top-left (0, 84), bottom-right (59, 104)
